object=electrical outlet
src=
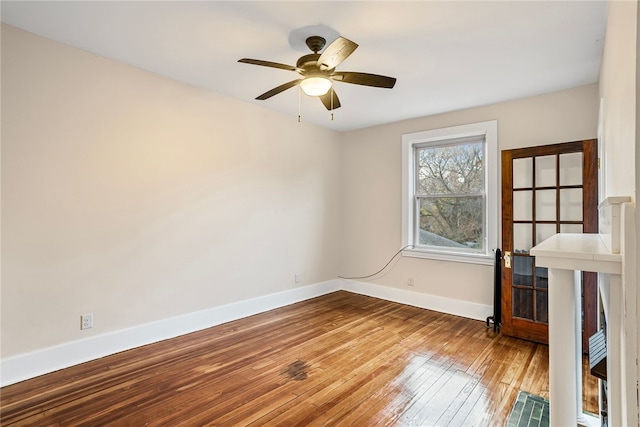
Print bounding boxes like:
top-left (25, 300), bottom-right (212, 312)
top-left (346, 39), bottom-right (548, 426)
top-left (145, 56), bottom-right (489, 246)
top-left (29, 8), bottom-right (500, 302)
top-left (81, 313), bottom-right (93, 330)
top-left (294, 273), bottom-right (301, 284)
top-left (407, 277), bottom-right (414, 286)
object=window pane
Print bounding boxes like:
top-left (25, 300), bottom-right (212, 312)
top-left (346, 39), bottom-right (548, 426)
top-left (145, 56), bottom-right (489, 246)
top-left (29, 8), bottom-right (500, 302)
top-left (535, 290), bottom-right (549, 323)
top-left (560, 188), bottom-right (582, 221)
top-left (513, 223), bottom-right (532, 251)
top-left (513, 158), bottom-right (533, 188)
top-left (535, 189), bottom-right (556, 221)
top-left (416, 142), bottom-right (484, 195)
top-left (417, 196), bottom-right (483, 251)
top-left (559, 152), bottom-right (583, 186)
top-left (536, 267), bottom-right (548, 289)
top-left (535, 155), bottom-right (556, 187)
top-left (513, 255), bottom-right (533, 287)
top-left (560, 223), bottom-right (583, 234)
top-left (513, 190), bottom-right (532, 221)
top-left (513, 288), bottom-right (533, 320)
top-left (536, 223), bottom-right (557, 245)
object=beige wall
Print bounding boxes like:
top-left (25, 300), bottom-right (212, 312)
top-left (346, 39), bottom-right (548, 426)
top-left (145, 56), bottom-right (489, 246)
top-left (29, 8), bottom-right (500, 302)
top-left (0, 20), bottom-right (607, 362)
top-left (1, 25), bottom-right (343, 358)
top-left (340, 84), bottom-right (599, 306)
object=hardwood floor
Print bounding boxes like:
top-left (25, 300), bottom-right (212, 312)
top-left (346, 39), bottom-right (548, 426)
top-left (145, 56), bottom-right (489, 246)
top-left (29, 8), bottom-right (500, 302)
top-left (1, 291), bottom-right (598, 426)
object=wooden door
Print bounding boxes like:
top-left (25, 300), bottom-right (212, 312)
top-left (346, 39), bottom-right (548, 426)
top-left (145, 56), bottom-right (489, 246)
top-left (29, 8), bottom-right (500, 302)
top-left (501, 140), bottom-right (598, 347)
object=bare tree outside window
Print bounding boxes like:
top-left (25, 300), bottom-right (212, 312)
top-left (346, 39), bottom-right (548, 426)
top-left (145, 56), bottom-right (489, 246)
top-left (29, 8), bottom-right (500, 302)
top-left (415, 140), bottom-right (485, 251)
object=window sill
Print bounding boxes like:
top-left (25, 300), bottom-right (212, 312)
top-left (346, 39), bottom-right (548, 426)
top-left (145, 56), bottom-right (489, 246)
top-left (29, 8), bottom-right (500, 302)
top-left (402, 247), bottom-right (494, 265)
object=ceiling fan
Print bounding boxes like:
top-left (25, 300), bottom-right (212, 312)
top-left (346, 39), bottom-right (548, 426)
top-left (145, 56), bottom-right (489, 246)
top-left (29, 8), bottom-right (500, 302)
top-left (238, 35), bottom-right (396, 110)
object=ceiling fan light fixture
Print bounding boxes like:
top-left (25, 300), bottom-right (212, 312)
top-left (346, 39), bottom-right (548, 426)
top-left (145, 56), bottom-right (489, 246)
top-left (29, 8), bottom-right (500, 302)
top-left (300, 76), bottom-right (332, 96)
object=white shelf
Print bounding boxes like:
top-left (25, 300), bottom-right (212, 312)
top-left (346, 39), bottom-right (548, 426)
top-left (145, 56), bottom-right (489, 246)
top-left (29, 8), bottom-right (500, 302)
top-left (598, 196), bottom-right (631, 254)
top-left (530, 233), bottom-right (621, 274)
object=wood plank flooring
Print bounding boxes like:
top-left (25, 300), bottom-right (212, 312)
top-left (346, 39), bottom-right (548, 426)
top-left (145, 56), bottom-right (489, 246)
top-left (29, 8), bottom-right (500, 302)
top-left (1, 291), bottom-right (598, 426)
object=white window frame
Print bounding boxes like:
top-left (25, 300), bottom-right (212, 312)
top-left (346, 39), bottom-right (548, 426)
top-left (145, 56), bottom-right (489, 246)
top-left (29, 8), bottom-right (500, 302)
top-left (401, 120), bottom-right (498, 265)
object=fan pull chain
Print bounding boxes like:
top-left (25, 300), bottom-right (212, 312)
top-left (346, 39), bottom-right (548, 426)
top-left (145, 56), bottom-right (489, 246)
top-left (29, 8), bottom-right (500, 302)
top-left (297, 86), bottom-right (302, 123)
top-left (330, 86), bottom-right (334, 121)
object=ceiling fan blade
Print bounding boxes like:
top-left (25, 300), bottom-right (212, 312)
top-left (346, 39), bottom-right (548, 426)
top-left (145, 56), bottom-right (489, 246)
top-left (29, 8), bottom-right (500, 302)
top-left (317, 37), bottom-right (358, 71)
top-left (332, 72), bottom-right (397, 88)
top-left (238, 58), bottom-right (298, 72)
top-left (255, 79), bottom-right (302, 100)
top-left (319, 90), bottom-right (341, 110)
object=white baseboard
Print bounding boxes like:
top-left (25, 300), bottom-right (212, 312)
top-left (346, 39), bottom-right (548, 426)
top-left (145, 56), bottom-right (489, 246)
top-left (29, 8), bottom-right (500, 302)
top-left (1, 279), bottom-right (492, 387)
top-left (0, 280), bottom-right (340, 387)
top-left (341, 279), bottom-right (493, 322)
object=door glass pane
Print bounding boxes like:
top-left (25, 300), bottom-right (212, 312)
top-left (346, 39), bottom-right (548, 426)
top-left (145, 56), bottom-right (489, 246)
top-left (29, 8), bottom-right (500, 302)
top-left (535, 190), bottom-right (556, 220)
top-left (513, 191), bottom-right (532, 221)
top-left (535, 266), bottom-right (548, 289)
top-left (559, 152), bottom-right (583, 186)
top-left (535, 155), bottom-right (556, 187)
top-left (513, 288), bottom-right (533, 320)
top-left (513, 255), bottom-right (533, 287)
top-left (513, 158), bottom-right (533, 188)
top-left (536, 223), bottom-right (557, 245)
top-left (560, 223), bottom-right (583, 233)
top-left (536, 290), bottom-right (549, 323)
top-left (513, 223), bottom-right (532, 251)
top-left (560, 188), bottom-right (583, 221)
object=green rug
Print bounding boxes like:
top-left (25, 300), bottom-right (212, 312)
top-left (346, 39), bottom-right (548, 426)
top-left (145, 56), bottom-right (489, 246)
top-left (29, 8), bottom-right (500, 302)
top-left (506, 391), bottom-right (550, 427)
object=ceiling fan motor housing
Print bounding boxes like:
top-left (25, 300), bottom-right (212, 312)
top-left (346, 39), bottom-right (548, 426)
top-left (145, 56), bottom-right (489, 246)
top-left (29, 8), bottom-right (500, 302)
top-left (296, 54), bottom-right (322, 72)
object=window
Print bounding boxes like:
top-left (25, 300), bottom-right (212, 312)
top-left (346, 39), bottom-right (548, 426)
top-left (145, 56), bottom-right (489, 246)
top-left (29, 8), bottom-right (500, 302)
top-left (402, 120), bottom-right (498, 264)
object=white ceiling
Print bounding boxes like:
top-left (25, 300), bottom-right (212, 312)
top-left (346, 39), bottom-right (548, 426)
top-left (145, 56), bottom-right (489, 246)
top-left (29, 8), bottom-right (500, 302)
top-left (1, 1), bottom-right (607, 132)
